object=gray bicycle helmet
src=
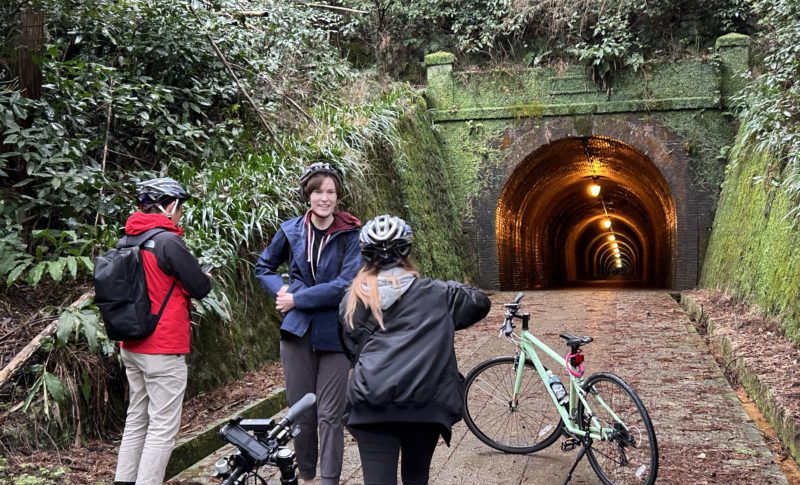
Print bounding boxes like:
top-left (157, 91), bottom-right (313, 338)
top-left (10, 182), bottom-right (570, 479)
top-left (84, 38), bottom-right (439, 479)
top-left (136, 177), bottom-right (190, 206)
top-left (359, 214), bottom-right (413, 267)
top-left (299, 162), bottom-right (343, 201)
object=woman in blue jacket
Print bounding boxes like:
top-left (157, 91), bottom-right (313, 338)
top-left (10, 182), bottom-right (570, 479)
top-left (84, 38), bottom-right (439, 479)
top-left (255, 162), bottom-right (361, 485)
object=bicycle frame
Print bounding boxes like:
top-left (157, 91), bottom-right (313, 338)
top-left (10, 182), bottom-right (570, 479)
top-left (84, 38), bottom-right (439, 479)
top-left (508, 319), bottom-right (624, 442)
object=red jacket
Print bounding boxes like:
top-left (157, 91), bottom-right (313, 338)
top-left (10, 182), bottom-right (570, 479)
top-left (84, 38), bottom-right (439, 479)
top-left (120, 212), bottom-right (211, 354)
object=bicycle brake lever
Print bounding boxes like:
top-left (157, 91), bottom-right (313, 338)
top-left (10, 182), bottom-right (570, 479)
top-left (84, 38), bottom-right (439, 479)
top-left (500, 318), bottom-right (514, 337)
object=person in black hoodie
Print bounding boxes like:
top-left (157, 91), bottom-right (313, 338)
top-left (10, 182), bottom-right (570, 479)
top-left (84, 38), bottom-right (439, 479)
top-left (339, 214), bottom-right (490, 485)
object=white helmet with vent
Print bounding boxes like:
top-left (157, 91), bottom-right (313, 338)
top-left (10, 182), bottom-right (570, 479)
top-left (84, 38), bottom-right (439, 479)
top-left (359, 214), bottom-right (413, 267)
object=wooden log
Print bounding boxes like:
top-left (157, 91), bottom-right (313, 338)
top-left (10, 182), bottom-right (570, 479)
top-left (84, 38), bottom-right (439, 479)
top-left (0, 400), bottom-right (25, 423)
top-left (0, 291), bottom-right (94, 391)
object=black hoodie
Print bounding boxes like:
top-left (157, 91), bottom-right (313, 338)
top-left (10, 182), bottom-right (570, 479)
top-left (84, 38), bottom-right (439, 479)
top-left (339, 278), bottom-right (490, 444)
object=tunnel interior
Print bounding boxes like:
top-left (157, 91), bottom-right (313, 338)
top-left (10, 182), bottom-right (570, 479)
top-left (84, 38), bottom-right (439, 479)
top-left (495, 136), bottom-right (676, 290)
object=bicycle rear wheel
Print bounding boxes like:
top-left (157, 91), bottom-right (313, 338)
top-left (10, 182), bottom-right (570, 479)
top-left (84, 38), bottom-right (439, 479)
top-left (579, 372), bottom-right (658, 485)
top-left (463, 356), bottom-right (563, 453)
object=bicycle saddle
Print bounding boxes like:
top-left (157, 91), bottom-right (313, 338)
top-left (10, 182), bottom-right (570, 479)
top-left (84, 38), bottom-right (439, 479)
top-left (559, 333), bottom-right (593, 347)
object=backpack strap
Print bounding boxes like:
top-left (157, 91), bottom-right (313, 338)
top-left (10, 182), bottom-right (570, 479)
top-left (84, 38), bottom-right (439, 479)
top-left (118, 227), bottom-right (177, 326)
top-left (350, 315), bottom-right (379, 365)
top-left (153, 280), bottom-right (177, 326)
top-left (117, 228), bottom-right (169, 248)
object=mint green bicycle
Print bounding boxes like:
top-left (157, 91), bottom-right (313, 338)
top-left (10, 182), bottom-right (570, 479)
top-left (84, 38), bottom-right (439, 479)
top-left (463, 293), bottom-right (658, 485)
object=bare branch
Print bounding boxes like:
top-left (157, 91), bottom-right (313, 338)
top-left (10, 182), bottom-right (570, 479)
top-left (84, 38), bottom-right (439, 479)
top-left (187, 5), bottom-right (283, 148)
top-left (234, 3), bottom-right (368, 16)
top-left (95, 79), bottom-right (113, 227)
top-left (0, 291), bottom-right (94, 391)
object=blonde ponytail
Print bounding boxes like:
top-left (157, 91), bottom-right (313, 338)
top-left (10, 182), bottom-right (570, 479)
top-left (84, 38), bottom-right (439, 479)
top-left (344, 259), bottom-right (419, 330)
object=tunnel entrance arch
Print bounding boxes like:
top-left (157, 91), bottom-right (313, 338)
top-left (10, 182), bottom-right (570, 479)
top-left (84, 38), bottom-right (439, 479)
top-left (496, 136), bottom-right (675, 289)
top-left (467, 115), bottom-right (709, 291)
top-left (424, 37), bottom-right (748, 290)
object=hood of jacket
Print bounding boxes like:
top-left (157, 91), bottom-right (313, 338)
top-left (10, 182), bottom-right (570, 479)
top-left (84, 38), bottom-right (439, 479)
top-left (125, 212), bottom-right (184, 237)
top-left (367, 267), bottom-right (416, 310)
top-left (304, 210), bottom-right (361, 235)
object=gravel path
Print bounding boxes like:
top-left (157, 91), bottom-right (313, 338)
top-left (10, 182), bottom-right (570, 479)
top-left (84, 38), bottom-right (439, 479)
top-left (175, 288), bottom-right (787, 484)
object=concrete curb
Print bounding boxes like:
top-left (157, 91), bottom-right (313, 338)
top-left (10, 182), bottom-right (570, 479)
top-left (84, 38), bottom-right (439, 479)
top-left (165, 387), bottom-right (287, 480)
top-left (681, 293), bottom-right (800, 464)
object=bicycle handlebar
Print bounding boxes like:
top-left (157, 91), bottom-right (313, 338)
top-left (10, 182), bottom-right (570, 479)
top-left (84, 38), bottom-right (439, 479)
top-left (220, 464), bottom-right (247, 485)
top-left (215, 393), bottom-right (316, 483)
top-left (268, 392), bottom-right (316, 440)
top-left (501, 293), bottom-right (526, 336)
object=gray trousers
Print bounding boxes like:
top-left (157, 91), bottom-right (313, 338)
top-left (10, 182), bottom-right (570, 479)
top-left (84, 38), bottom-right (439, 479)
top-left (280, 331), bottom-right (349, 484)
top-left (115, 350), bottom-right (188, 485)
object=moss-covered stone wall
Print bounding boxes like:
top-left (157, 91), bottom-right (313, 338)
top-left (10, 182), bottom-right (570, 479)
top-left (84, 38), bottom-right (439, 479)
top-left (350, 95), bottom-right (476, 281)
top-left (186, 284), bottom-right (281, 396)
top-left (701, 130), bottom-right (800, 343)
top-left (422, 35), bottom-right (747, 290)
top-left (425, 33), bottom-right (749, 121)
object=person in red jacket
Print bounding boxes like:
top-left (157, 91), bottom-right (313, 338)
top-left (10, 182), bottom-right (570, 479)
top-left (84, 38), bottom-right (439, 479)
top-left (114, 177), bottom-right (211, 485)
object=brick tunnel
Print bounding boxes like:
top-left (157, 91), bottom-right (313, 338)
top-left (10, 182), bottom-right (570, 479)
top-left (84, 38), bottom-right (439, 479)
top-left (495, 135), bottom-right (676, 290)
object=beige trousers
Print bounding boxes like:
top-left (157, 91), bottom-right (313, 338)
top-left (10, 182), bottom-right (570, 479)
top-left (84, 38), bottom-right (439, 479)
top-left (114, 349), bottom-right (188, 485)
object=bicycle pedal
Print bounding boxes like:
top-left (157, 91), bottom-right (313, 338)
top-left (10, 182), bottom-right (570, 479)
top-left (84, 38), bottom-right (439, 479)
top-left (561, 439), bottom-right (579, 452)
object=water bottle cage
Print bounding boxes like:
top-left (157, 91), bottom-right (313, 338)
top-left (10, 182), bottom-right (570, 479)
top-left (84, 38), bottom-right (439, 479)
top-left (566, 350), bottom-right (585, 377)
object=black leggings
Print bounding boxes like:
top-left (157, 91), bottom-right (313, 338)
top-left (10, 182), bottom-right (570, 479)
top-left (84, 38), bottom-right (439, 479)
top-left (349, 423), bottom-right (441, 485)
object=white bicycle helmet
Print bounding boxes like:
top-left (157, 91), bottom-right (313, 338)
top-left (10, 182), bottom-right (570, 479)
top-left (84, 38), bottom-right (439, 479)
top-left (136, 177), bottom-right (190, 206)
top-left (359, 214), bottom-right (413, 267)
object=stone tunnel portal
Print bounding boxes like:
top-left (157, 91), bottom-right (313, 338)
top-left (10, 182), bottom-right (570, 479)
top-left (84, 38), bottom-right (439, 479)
top-left (496, 136), bottom-right (676, 290)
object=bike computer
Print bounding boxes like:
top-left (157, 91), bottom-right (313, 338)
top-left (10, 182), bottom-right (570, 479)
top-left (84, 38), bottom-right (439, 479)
top-left (219, 422), bottom-right (271, 463)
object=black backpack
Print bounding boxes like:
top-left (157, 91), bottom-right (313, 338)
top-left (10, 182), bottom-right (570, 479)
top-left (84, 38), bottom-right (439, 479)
top-left (94, 228), bottom-right (176, 341)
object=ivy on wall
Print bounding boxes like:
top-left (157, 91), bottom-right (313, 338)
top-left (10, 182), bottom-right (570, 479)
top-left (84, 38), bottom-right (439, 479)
top-left (735, 0), bottom-right (800, 218)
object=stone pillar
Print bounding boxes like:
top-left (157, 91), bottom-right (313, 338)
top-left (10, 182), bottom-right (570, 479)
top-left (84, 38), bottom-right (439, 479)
top-left (715, 33), bottom-right (750, 107)
top-left (424, 51), bottom-right (456, 110)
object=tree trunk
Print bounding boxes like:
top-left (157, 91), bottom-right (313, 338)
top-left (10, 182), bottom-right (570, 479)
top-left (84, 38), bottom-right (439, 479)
top-left (16, 9), bottom-right (44, 100)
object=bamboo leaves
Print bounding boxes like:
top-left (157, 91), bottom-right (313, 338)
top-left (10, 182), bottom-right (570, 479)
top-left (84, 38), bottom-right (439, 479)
top-left (56, 306), bottom-right (104, 352)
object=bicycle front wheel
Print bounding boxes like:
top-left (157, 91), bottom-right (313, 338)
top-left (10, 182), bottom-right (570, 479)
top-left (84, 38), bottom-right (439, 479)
top-left (228, 472), bottom-right (268, 485)
top-left (463, 356), bottom-right (563, 453)
top-left (580, 372), bottom-right (659, 485)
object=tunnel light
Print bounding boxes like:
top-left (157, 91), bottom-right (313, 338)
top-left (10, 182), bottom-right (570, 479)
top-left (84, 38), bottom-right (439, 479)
top-left (602, 218), bottom-right (612, 229)
top-left (589, 182), bottom-right (601, 197)
top-left (615, 262), bottom-right (622, 268)
top-left (612, 242), bottom-right (619, 249)
top-left (608, 235), bottom-right (616, 242)
top-left (613, 248), bottom-right (620, 254)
